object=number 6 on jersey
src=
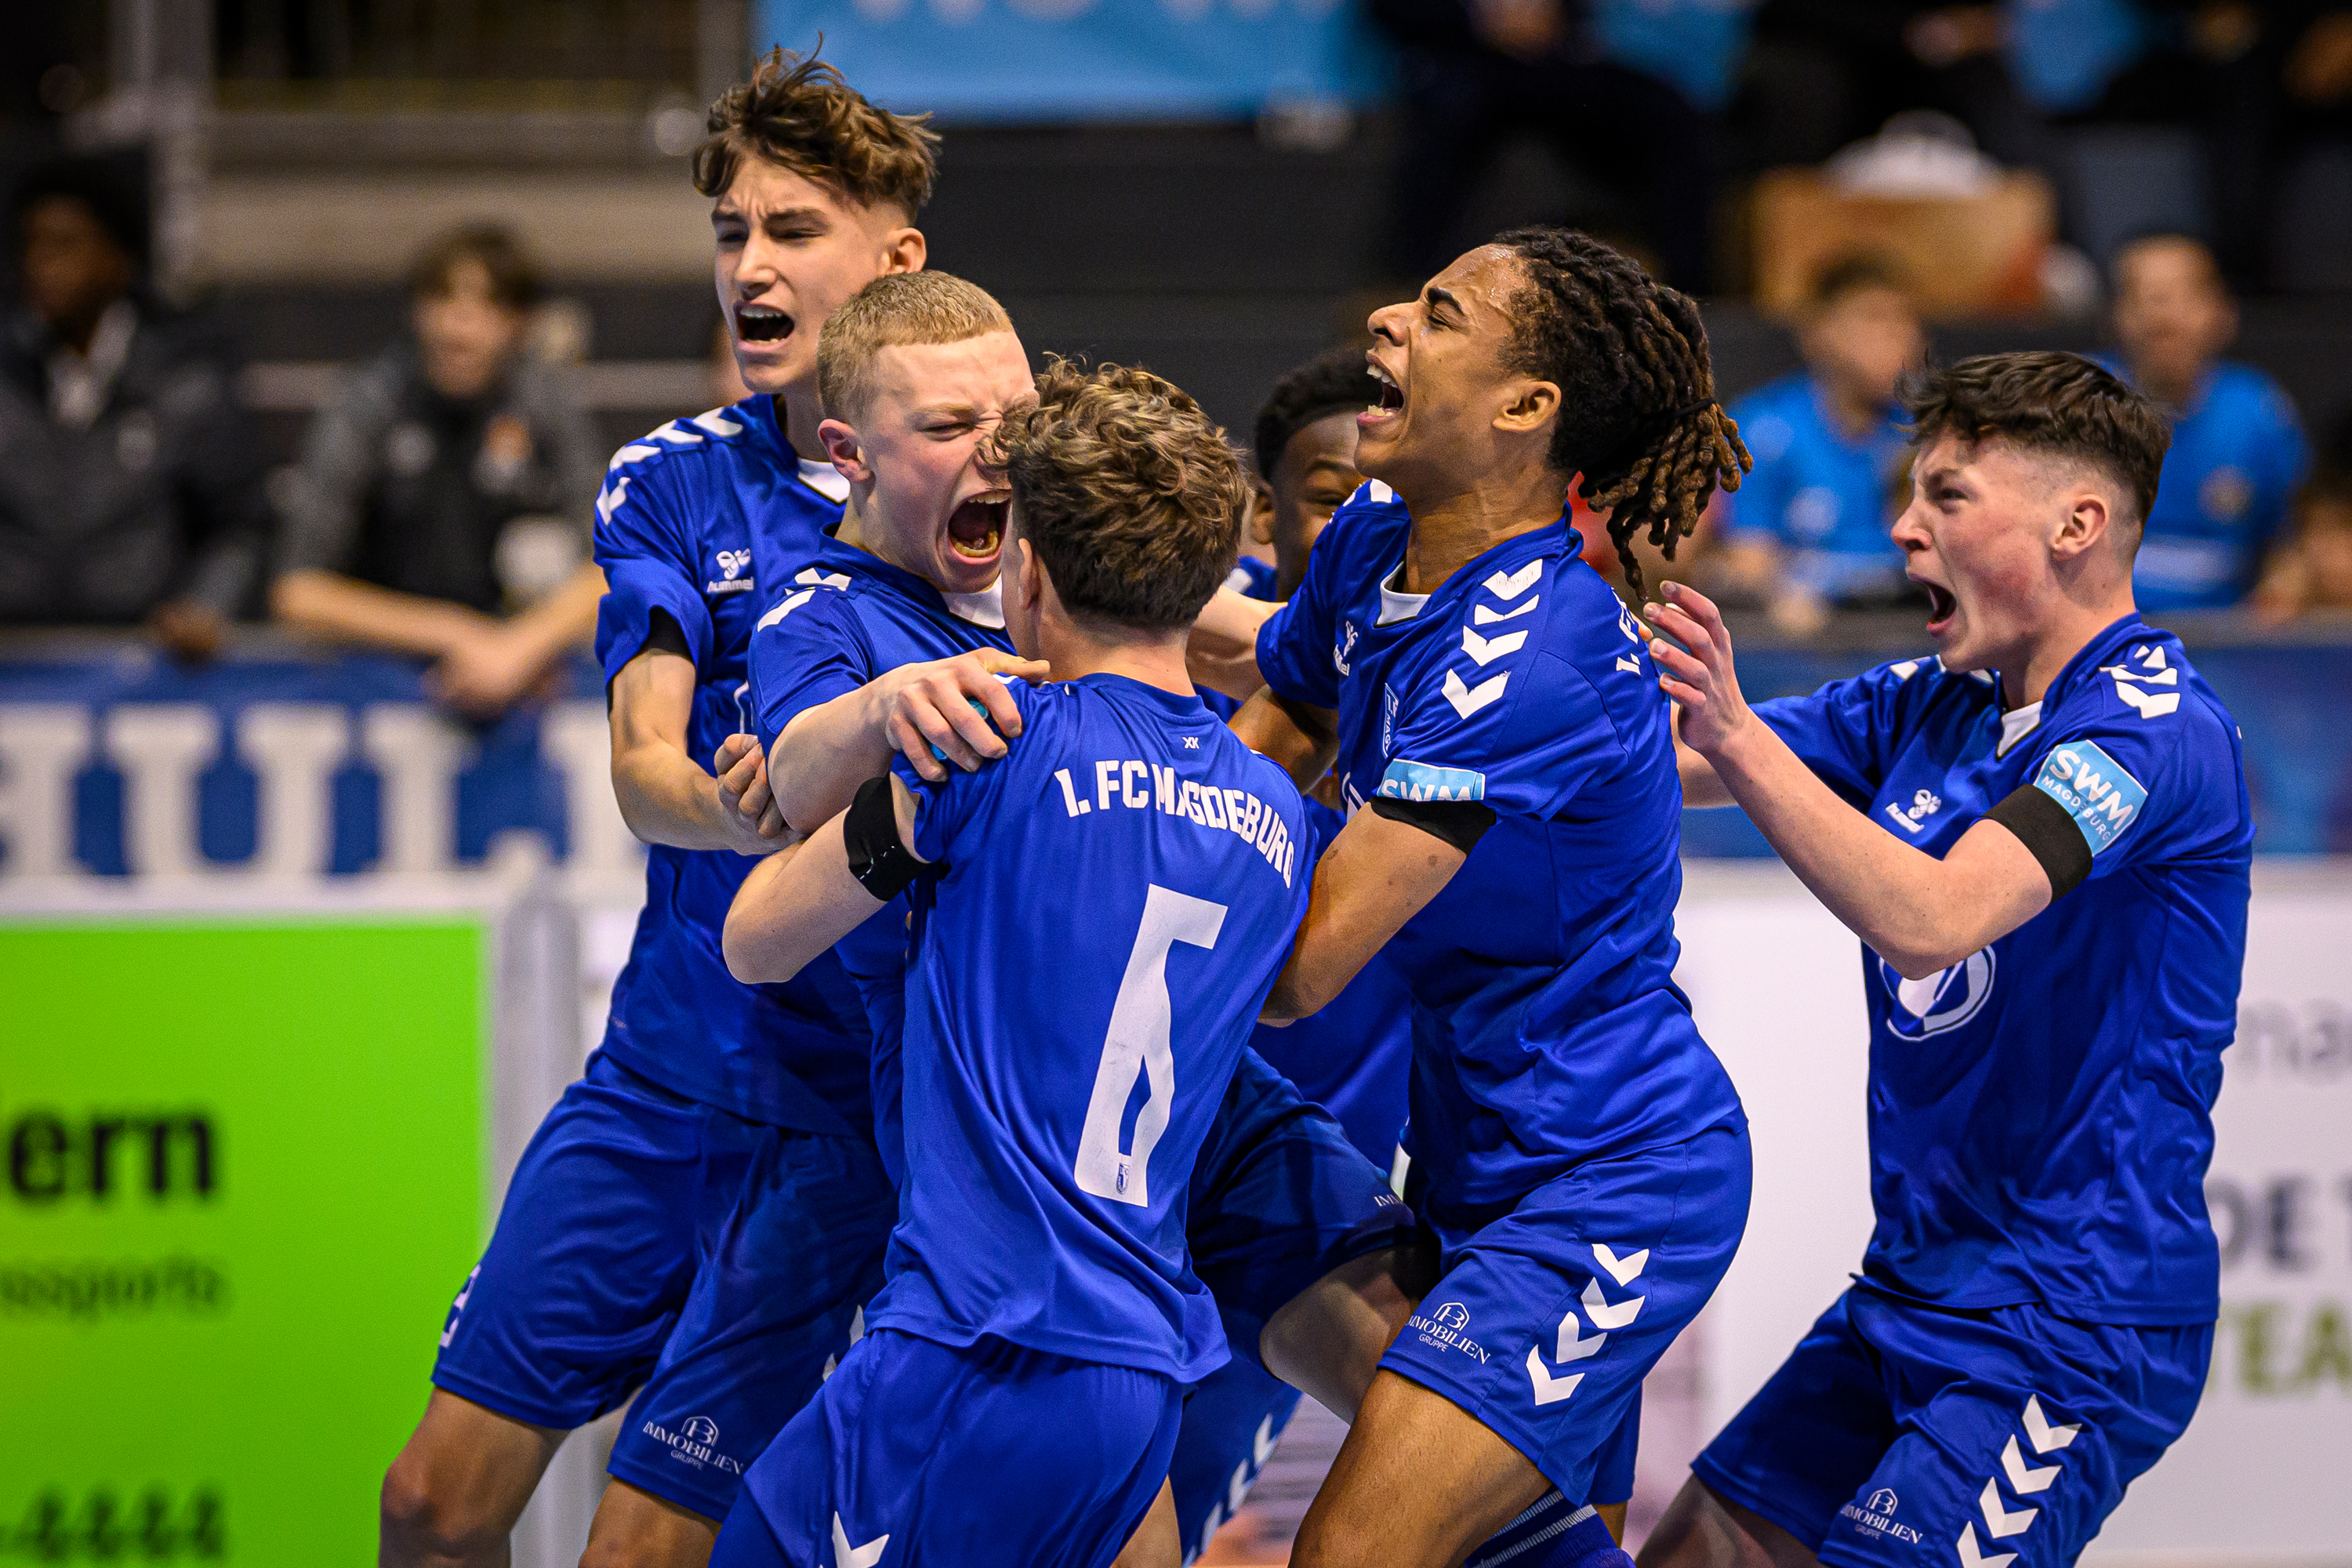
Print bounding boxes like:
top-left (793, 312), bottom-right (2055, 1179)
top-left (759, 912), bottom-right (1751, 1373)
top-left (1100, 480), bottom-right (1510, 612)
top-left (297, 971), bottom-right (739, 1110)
top-left (1073, 885), bottom-right (1228, 1206)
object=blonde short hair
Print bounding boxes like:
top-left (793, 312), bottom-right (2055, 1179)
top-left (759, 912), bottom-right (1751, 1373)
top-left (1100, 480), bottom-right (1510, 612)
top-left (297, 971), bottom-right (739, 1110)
top-left (816, 271), bottom-right (1014, 424)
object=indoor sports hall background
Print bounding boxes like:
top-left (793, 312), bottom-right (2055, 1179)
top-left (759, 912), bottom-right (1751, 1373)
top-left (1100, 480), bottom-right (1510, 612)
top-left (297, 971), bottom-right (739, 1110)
top-left (2, 2), bottom-right (2348, 1563)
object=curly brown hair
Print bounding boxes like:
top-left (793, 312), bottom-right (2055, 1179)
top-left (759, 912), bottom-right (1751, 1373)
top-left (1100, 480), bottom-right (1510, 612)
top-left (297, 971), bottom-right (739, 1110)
top-left (991, 361), bottom-right (1250, 633)
top-left (692, 46), bottom-right (940, 216)
top-left (1493, 227), bottom-right (1751, 601)
top-left (1903, 351), bottom-right (2169, 532)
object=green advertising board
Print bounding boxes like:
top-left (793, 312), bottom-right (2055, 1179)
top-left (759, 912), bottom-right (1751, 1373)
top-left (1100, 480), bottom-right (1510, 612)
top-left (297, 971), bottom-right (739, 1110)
top-left (0, 918), bottom-right (488, 1563)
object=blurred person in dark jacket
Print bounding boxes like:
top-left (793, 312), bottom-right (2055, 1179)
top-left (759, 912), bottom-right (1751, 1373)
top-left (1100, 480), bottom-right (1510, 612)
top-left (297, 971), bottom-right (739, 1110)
top-left (1367, 0), bottom-right (1752, 292)
top-left (0, 156), bottom-right (267, 656)
top-left (270, 224), bottom-right (604, 717)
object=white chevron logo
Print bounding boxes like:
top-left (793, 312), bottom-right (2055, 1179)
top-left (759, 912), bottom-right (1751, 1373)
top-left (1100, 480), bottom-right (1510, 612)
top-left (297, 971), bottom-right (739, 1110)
top-left (1461, 626), bottom-right (1527, 666)
top-left (2001, 1436), bottom-right (2058, 1494)
top-left (1956, 1523), bottom-right (2016, 1568)
top-left (2110, 677), bottom-right (2180, 718)
top-left (1554, 1309), bottom-right (1606, 1363)
top-left (595, 475), bottom-right (630, 524)
top-left (833, 1514), bottom-right (887, 1568)
top-left (1475, 598), bottom-right (1537, 625)
top-left (1580, 1278), bottom-right (1643, 1330)
top-left (797, 568), bottom-right (853, 589)
top-left (1592, 1244), bottom-right (1649, 1285)
top-left (2023, 1397), bottom-right (2078, 1454)
top-left (757, 590), bottom-right (815, 630)
top-left (1253, 1414), bottom-right (1279, 1466)
top-left (1616, 656), bottom-right (1640, 673)
top-left (692, 408), bottom-right (746, 437)
top-left (1525, 1346), bottom-right (1584, 1406)
top-left (608, 441), bottom-right (661, 470)
top-left (1978, 1479), bottom-right (2036, 1539)
top-left (1443, 669), bottom-right (1509, 718)
top-left (1484, 561), bottom-right (1542, 600)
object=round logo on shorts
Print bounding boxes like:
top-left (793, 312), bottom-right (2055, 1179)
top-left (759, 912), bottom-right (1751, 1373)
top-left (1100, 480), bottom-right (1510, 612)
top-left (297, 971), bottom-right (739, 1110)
top-left (1877, 947), bottom-right (1996, 1039)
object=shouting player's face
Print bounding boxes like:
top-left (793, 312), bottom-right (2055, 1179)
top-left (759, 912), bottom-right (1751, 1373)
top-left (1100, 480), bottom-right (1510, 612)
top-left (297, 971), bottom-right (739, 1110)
top-left (820, 331), bottom-right (1035, 597)
top-left (1359, 246), bottom-right (1548, 496)
top-left (1894, 434), bottom-right (2122, 676)
top-left (712, 158), bottom-right (923, 398)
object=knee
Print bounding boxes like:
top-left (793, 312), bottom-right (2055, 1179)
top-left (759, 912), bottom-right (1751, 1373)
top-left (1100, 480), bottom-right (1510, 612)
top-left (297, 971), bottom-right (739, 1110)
top-left (379, 1453), bottom-right (510, 1567)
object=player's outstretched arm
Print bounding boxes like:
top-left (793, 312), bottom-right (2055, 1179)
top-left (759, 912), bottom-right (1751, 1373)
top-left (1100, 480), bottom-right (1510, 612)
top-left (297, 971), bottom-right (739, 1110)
top-left (1263, 807), bottom-right (1467, 1021)
top-left (723, 775), bottom-right (928, 983)
top-left (609, 645), bottom-right (788, 853)
top-left (767, 649), bottom-right (1047, 832)
top-left (1229, 688), bottom-right (1341, 789)
top-left (1187, 586), bottom-right (1283, 701)
top-left (1646, 581), bottom-right (2054, 980)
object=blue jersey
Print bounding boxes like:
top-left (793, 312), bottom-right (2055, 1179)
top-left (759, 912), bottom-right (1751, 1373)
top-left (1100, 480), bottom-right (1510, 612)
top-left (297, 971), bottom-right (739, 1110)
top-left (2095, 358), bottom-right (2309, 610)
top-left (873, 677), bottom-right (1314, 1381)
top-left (745, 529), bottom-right (1011, 1176)
top-left (590, 396), bottom-right (872, 1135)
top-left (1247, 797), bottom-right (1414, 1167)
top-left (1721, 372), bottom-right (1910, 602)
top-left (1255, 485), bottom-right (1741, 1210)
top-left (748, 532), bottom-right (1417, 1174)
top-left (1754, 614), bottom-right (2252, 1323)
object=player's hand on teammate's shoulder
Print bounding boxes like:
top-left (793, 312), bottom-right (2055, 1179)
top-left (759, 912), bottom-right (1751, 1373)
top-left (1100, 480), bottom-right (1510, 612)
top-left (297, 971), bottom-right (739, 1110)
top-left (1644, 581), bottom-right (1758, 757)
top-left (865, 648), bottom-right (1051, 782)
top-left (712, 732), bottom-right (793, 851)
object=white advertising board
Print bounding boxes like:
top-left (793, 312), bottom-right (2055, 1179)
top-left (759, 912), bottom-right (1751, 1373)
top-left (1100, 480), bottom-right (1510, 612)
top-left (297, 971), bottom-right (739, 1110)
top-left (1671, 861), bottom-right (2352, 1566)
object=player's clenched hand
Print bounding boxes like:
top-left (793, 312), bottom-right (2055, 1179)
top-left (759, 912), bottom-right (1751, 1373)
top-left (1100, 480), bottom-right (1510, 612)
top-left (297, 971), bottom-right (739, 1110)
top-left (1644, 581), bottom-right (1757, 758)
top-left (866, 649), bottom-right (1051, 781)
top-left (713, 732), bottom-right (790, 851)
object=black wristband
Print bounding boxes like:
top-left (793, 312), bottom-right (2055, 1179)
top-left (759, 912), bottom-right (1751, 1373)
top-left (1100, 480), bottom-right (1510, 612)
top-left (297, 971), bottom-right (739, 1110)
top-left (1369, 793), bottom-right (1498, 855)
top-left (1983, 782), bottom-right (2093, 902)
top-left (843, 775), bottom-right (935, 900)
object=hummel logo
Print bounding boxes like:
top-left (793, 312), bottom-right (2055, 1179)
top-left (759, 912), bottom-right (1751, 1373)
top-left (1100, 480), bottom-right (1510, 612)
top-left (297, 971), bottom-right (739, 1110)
top-left (1443, 669), bottom-right (1508, 718)
top-left (714, 549), bottom-right (750, 580)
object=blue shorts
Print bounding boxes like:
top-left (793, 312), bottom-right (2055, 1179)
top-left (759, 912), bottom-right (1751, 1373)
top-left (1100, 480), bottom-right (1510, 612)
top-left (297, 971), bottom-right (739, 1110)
top-left (1385, 1120), bottom-right (1751, 1504)
top-left (1692, 1287), bottom-right (2212, 1568)
top-left (712, 1329), bottom-right (1182, 1568)
top-left (606, 1124), bottom-right (895, 1521)
top-left (432, 1052), bottom-right (773, 1429)
top-left (1186, 1046), bottom-right (1418, 1369)
top-left (1167, 1356), bottom-right (1303, 1565)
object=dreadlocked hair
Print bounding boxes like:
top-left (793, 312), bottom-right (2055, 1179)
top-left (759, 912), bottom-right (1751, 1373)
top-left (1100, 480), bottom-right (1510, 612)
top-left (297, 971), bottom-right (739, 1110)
top-left (1492, 227), bottom-right (1751, 601)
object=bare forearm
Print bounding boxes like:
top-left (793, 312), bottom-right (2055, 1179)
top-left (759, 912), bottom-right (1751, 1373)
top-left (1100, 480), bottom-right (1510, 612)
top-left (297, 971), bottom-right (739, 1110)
top-left (724, 786), bottom-right (915, 983)
top-left (1188, 589), bottom-right (1281, 701)
top-left (769, 693), bottom-right (899, 833)
top-left (270, 568), bottom-right (480, 656)
top-left (1703, 721), bottom-right (2033, 976)
top-left (1264, 808), bottom-right (1463, 1020)
top-left (1230, 691), bottom-right (1338, 789)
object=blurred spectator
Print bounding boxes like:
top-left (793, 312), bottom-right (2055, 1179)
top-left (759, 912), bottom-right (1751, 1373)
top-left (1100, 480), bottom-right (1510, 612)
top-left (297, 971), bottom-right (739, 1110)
top-left (271, 224), bottom-right (604, 718)
top-left (1746, 2), bottom-right (2038, 169)
top-left (1708, 255), bottom-right (1924, 633)
top-left (2100, 233), bottom-right (2308, 610)
top-left (2252, 467), bottom-right (2352, 621)
top-left (0, 155), bottom-right (267, 656)
top-left (1367, 0), bottom-right (1751, 290)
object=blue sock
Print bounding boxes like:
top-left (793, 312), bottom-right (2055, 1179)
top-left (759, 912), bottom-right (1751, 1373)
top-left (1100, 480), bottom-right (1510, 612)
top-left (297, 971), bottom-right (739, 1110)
top-left (1465, 1490), bottom-right (1625, 1568)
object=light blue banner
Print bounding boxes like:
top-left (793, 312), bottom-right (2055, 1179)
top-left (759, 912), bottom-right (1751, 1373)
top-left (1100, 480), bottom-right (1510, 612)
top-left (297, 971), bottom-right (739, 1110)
top-left (755, 0), bottom-right (1388, 120)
